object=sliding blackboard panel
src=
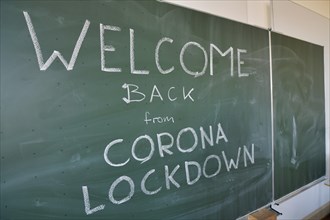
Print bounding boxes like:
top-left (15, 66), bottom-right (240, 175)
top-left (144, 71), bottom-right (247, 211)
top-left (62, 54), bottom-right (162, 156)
top-left (0, 1), bottom-right (272, 219)
top-left (272, 32), bottom-right (325, 200)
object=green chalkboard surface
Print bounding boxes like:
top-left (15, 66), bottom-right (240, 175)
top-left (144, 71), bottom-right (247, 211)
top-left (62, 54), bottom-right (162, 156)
top-left (1, 1), bottom-right (271, 219)
top-left (272, 33), bottom-right (325, 199)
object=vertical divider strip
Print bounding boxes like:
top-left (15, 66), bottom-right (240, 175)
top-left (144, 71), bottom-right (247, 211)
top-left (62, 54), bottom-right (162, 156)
top-left (268, 29), bottom-right (275, 202)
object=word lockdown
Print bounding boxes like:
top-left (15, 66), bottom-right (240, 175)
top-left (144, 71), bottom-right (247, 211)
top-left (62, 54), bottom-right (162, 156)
top-left (23, 11), bottom-right (251, 78)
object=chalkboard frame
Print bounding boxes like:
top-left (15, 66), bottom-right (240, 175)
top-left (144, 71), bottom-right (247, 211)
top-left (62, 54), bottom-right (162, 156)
top-left (0, 1), bottom-right (326, 219)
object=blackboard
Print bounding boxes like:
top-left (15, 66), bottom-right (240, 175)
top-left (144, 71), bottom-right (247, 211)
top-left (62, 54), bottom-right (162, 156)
top-left (0, 0), bottom-right (325, 220)
top-left (272, 32), bottom-right (326, 200)
top-left (0, 1), bottom-right (272, 219)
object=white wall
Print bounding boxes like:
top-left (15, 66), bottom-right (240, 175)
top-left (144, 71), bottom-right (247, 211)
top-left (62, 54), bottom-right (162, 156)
top-left (164, 0), bottom-right (330, 219)
top-left (291, 0), bottom-right (330, 19)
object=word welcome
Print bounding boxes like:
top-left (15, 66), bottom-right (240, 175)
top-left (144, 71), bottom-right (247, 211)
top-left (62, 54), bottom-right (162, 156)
top-left (23, 11), bottom-right (250, 77)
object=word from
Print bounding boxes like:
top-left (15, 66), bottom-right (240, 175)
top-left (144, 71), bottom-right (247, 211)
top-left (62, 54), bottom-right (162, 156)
top-left (82, 144), bottom-right (255, 215)
top-left (144, 111), bottom-right (174, 125)
top-left (122, 84), bottom-right (194, 104)
top-left (23, 11), bottom-right (250, 77)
